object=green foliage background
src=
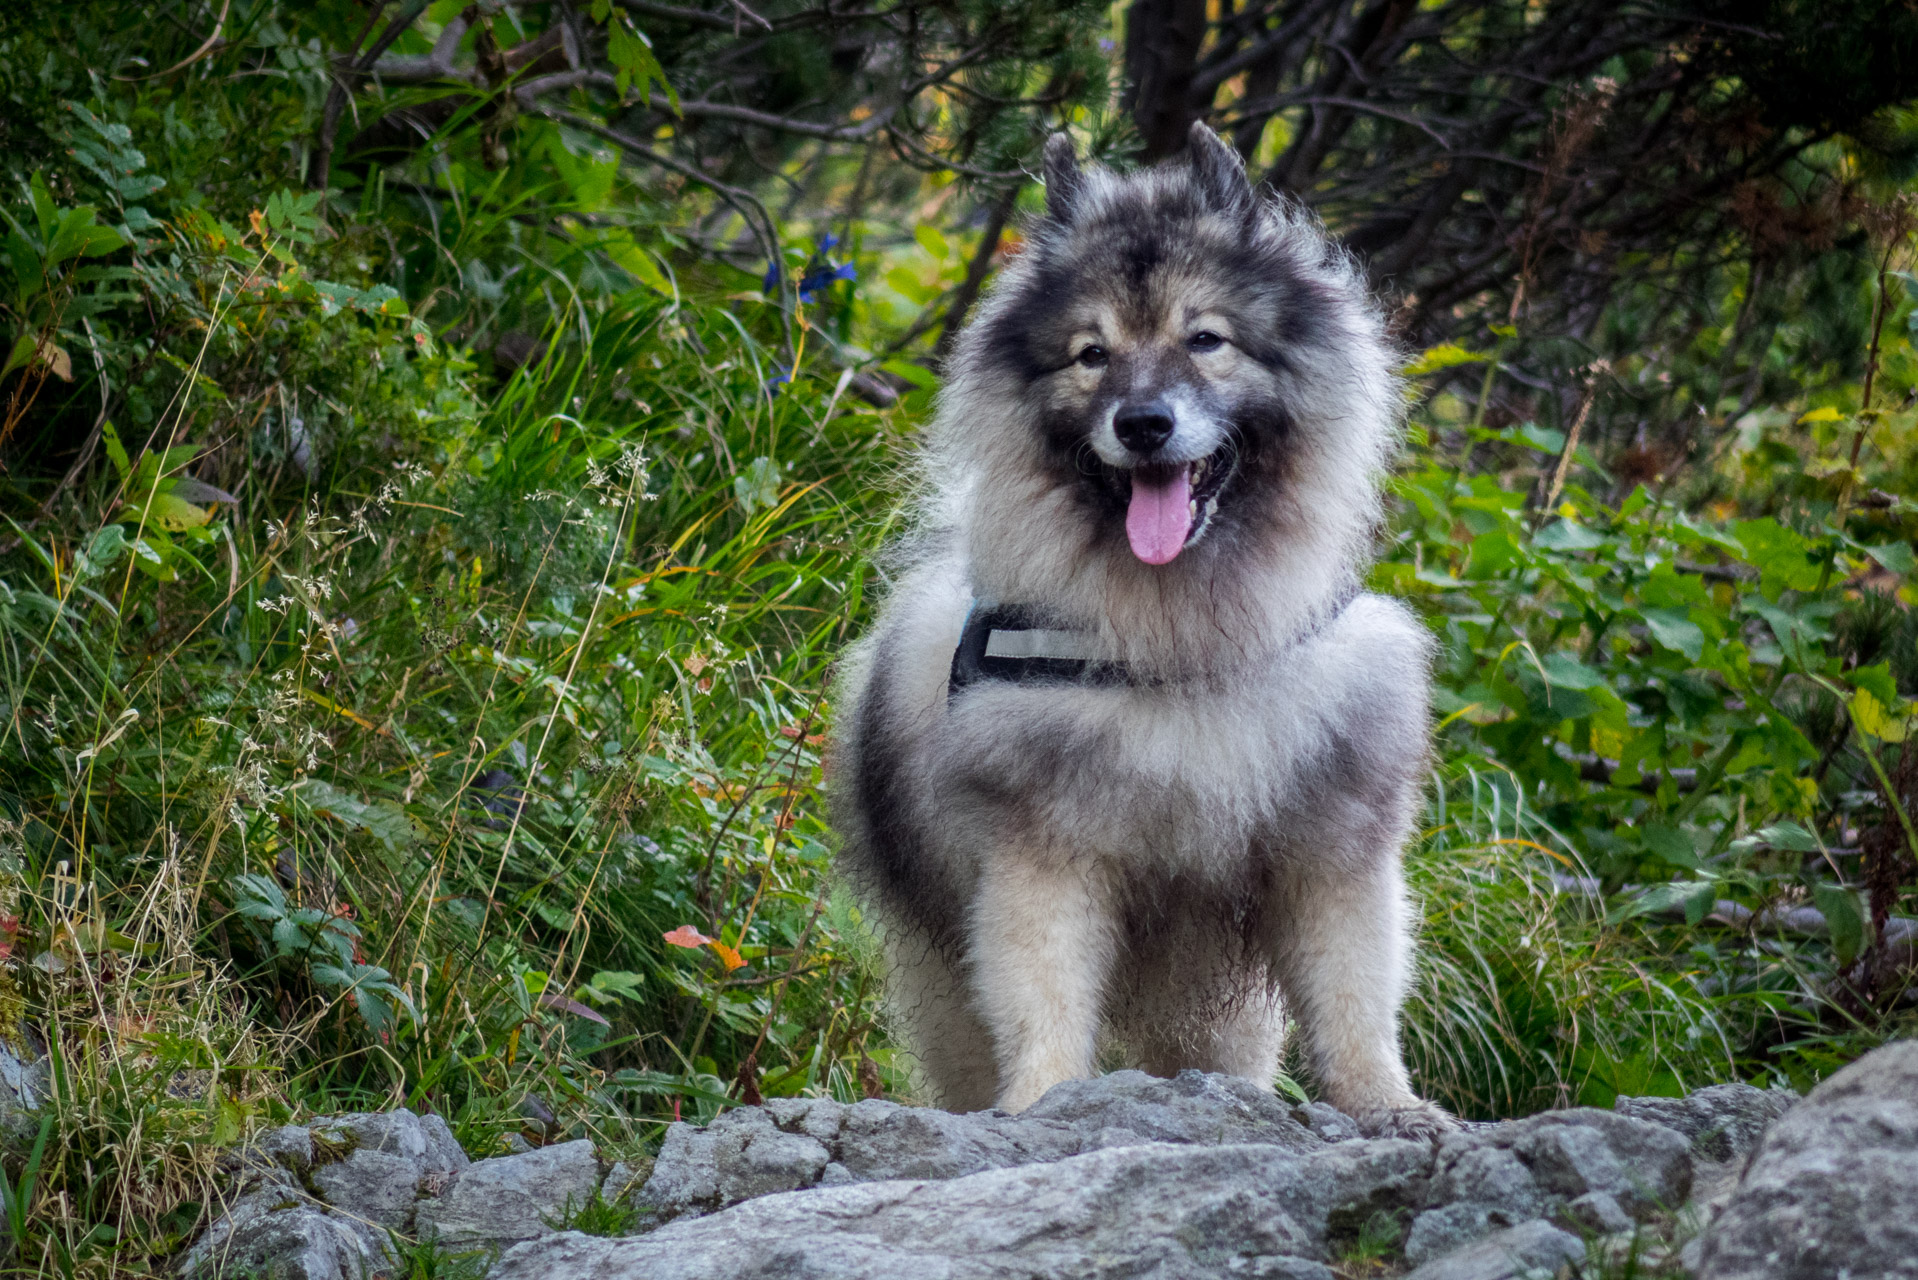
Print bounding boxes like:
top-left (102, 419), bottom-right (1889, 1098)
top-left (0, 2), bottom-right (1913, 1275)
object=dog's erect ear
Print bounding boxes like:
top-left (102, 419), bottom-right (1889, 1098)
top-left (1043, 133), bottom-right (1084, 224)
top-left (1187, 122), bottom-right (1254, 218)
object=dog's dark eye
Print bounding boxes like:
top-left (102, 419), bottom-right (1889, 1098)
top-left (1076, 345), bottom-right (1108, 369)
top-left (1187, 331), bottom-right (1224, 352)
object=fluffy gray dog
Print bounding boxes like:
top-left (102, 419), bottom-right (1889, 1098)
top-left (831, 123), bottom-right (1452, 1137)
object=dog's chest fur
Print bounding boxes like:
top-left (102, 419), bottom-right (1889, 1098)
top-left (854, 551), bottom-right (1430, 902)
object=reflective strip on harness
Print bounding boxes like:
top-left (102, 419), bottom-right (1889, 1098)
top-left (983, 627), bottom-right (1098, 662)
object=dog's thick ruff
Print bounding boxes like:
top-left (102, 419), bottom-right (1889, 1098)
top-left (832, 124), bottom-right (1451, 1136)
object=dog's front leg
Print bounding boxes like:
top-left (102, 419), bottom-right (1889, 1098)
top-left (969, 852), bottom-right (1116, 1112)
top-left (1271, 857), bottom-right (1456, 1138)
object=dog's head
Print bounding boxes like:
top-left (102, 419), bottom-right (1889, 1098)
top-left (948, 124), bottom-right (1398, 577)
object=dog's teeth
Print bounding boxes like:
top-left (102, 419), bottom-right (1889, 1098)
top-left (1188, 499), bottom-right (1198, 518)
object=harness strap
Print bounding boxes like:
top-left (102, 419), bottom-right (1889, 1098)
top-left (946, 582), bottom-right (1359, 705)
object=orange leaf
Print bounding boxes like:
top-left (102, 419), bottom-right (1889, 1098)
top-left (248, 209), bottom-right (267, 238)
top-left (708, 940), bottom-right (747, 971)
top-left (663, 925), bottom-right (714, 948)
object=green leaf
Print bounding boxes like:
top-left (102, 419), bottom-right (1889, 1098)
top-left (1733, 518), bottom-right (1822, 593)
top-left (1864, 540), bottom-right (1915, 575)
top-left (100, 420), bottom-right (129, 478)
top-left (1730, 821), bottom-right (1820, 854)
top-left (1641, 607), bottom-right (1705, 662)
top-left (1540, 651), bottom-right (1606, 689)
top-left (585, 970), bottom-right (647, 1003)
top-left (1746, 599), bottom-right (1827, 665)
top-left (1850, 687), bottom-right (1911, 743)
top-left (1402, 342), bottom-right (1490, 376)
top-left (913, 224), bottom-right (949, 260)
top-left (733, 456), bottom-right (781, 514)
top-left (1, 334), bottom-right (34, 379)
top-left (1534, 519), bottom-right (1608, 551)
top-left (1812, 883), bottom-right (1867, 968)
top-left (1847, 662), bottom-right (1900, 709)
top-left (1641, 823), bottom-right (1705, 871)
top-left (296, 781), bottom-right (421, 848)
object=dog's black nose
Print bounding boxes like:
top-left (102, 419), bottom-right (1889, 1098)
top-left (1113, 403), bottom-right (1174, 454)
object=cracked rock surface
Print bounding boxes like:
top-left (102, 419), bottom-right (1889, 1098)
top-left (173, 1047), bottom-right (1918, 1280)
top-left (1693, 1038), bottom-right (1918, 1280)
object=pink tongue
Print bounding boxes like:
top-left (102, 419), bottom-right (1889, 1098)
top-left (1125, 469), bottom-right (1192, 565)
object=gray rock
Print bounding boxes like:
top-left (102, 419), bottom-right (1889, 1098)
top-left (1695, 1039), bottom-right (1918, 1279)
top-left (1406, 1203), bottom-right (1505, 1267)
top-left (1441, 1109), bottom-right (1691, 1220)
top-left (832, 1095), bottom-right (1082, 1181)
top-left (524, 1134), bottom-right (1425, 1279)
top-left (497, 1142), bottom-right (1365, 1280)
top-left (309, 1108), bottom-right (465, 1176)
top-left (1020, 1070), bottom-right (1322, 1149)
top-left (761, 1094), bottom-right (849, 1144)
top-left (1291, 1101), bottom-right (1363, 1143)
top-left (416, 1138), bottom-right (600, 1247)
top-left (1616, 1082), bottom-right (1795, 1163)
top-left (0, 1038), bottom-right (46, 1145)
top-left (1226, 1258), bottom-right (1337, 1279)
top-left (628, 1067), bottom-right (1324, 1227)
top-left (310, 1147), bottom-right (421, 1232)
top-left (714, 1107), bottom-right (832, 1200)
top-left (1402, 1219), bottom-right (1583, 1280)
top-left (1431, 1144), bottom-right (1544, 1220)
top-left (636, 1105), bottom-right (833, 1220)
top-left (253, 1125), bottom-right (315, 1175)
top-left (180, 1202), bottom-right (384, 1280)
top-left (601, 1158), bottom-right (649, 1204)
top-left (1559, 1190), bottom-right (1634, 1235)
top-left (417, 1112), bottom-right (470, 1174)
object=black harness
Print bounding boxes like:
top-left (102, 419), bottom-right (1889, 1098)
top-left (947, 603), bottom-right (1131, 702)
top-left (946, 584), bottom-right (1359, 704)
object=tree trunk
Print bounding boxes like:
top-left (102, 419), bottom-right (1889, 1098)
top-left (1123, 0), bottom-right (1210, 161)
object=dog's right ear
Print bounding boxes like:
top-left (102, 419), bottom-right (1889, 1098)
top-left (1043, 133), bottom-right (1084, 225)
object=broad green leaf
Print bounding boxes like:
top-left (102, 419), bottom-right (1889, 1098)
top-left (1732, 519), bottom-right (1822, 593)
top-left (734, 456), bottom-right (781, 514)
top-left (1847, 662), bottom-right (1900, 708)
top-left (1641, 607), bottom-right (1705, 662)
top-left (126, 490), bottom-right (212, 532)
top-left (1641, 823), bottom-right (1705, 870)
top-left (297, 780), bottom-right (421, 848)
top-left (1540, 651), bottom-right (1606, 689)
top-left (1746, 599), bottom-right (1827, 665)
top-left (1737, 821), bottom-right (1820, 853)
top-left (1864, 540), bottom-right (1915, 575)
top-left (913, 224), bottom-right (949, 260)
top-left (1812, 883), bottom-right (1867, 968)
top-left (1850, 687), bottom-right (1911, 743)
top-left (1534, 519), bottom-right (1608, 551)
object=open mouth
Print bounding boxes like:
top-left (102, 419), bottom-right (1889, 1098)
top-left (1121, 444), bottom-right (1236, 565)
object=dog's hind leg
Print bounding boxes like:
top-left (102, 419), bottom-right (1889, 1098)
top-left (970, 853), bottom-right (1118, 1112)
top-left (883, 927), bottom-right (999, 1112)
top-left (1269, 857), bottom-right (1455, 1138)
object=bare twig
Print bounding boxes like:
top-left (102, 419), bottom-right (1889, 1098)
top-left (307, 0), bottom-right (433, 192)
top-left (531, 107), bottom-right (793, 356)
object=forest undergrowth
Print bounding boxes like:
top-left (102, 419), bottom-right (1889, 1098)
top-left (0, 4), bottom-right (1914, 1275)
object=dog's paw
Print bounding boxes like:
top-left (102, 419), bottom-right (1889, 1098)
top-left (1354, 1099), bottom-right (1460, 1141)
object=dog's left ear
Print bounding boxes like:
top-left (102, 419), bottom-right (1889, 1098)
top-left (1043, 133), bottom-right (1085, 224)
top-left (1187, 122), bottom-right (1254, 219)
